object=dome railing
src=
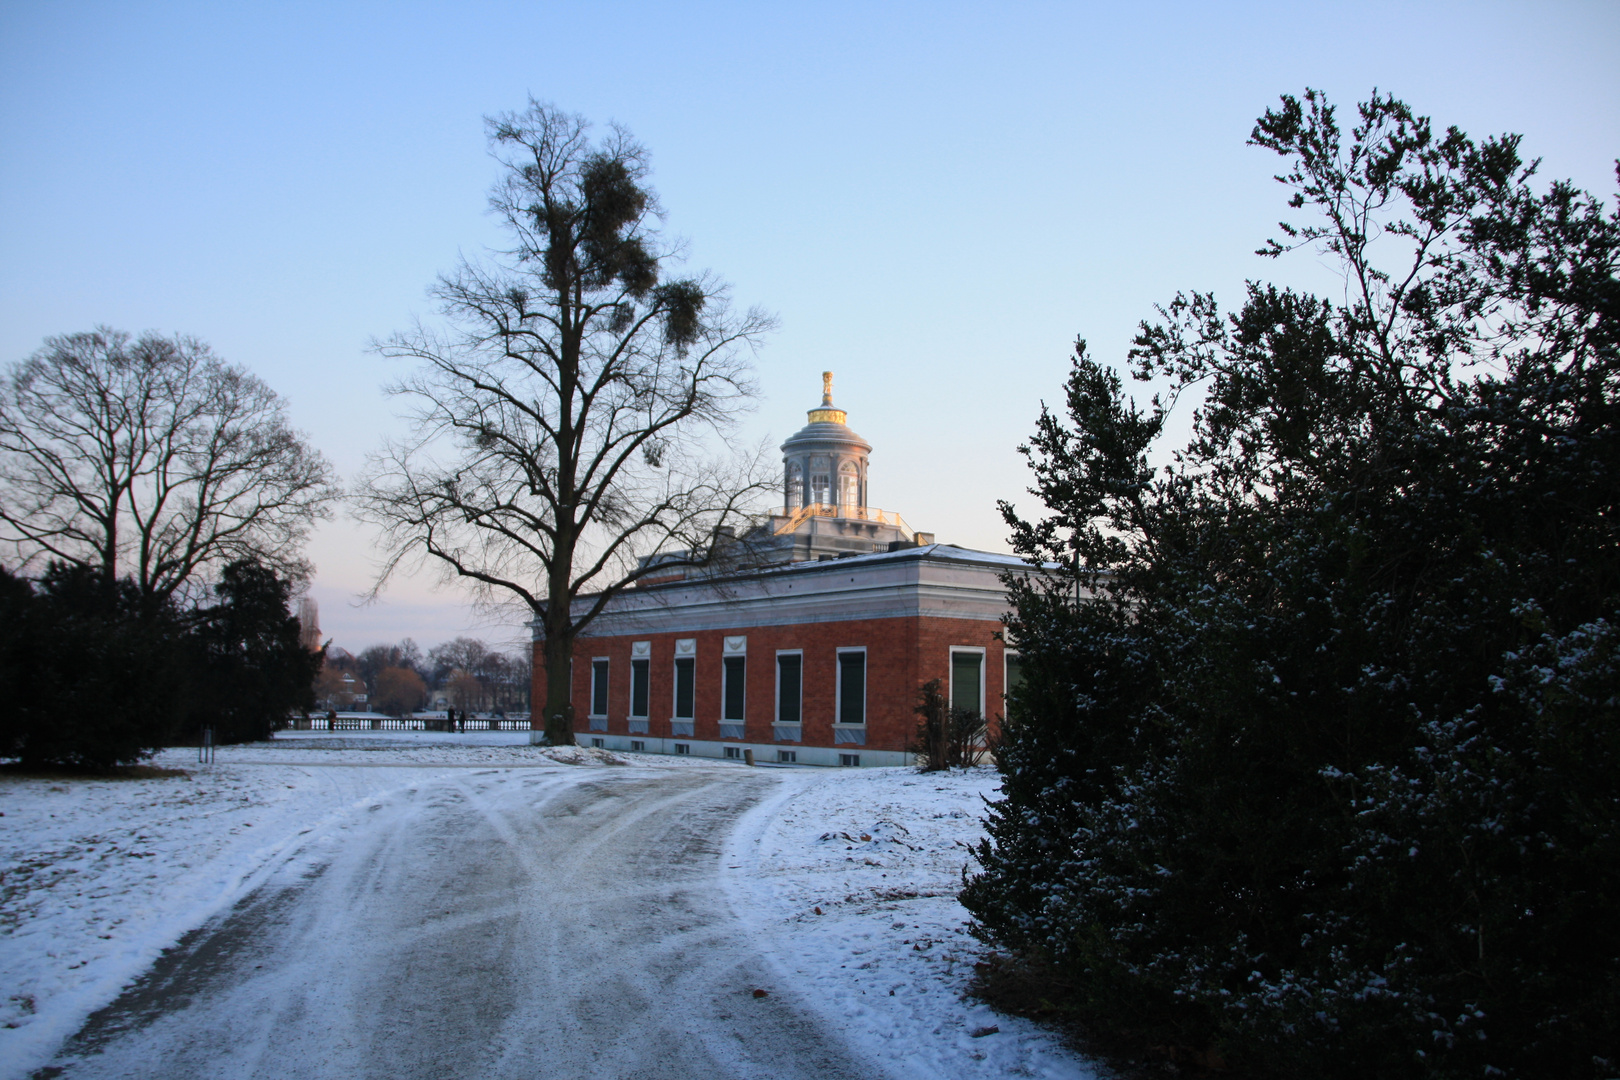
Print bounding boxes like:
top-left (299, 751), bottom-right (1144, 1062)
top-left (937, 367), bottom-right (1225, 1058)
top-left (769, 503), bottom-right (912, 535)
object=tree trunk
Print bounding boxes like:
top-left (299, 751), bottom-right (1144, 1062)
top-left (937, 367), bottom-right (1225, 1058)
top-left (541, 629), bottom-right (576, 746)
top-left (543, 516), bottom-right (579, 747)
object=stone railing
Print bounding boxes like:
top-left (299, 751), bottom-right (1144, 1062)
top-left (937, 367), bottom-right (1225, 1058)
top-left (769, 503), bottom-right (912, 534)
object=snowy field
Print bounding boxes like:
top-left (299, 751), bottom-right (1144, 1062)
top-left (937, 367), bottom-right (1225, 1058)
top-left (729, 767), bottom-right (1094, 1079)
top-left (0, 733), bottom-right (1093, 1079)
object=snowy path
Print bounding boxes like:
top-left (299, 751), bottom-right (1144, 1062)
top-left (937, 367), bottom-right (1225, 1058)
top-left (5, 738), bottom-right (1093, 1079)
top-left (35, 766), bottom-right (878, 1080)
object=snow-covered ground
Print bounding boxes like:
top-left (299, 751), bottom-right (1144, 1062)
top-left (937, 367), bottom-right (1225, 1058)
top-left (1, 734), bottom-right (1092, 1079)
top-left (728, 767), bottom-right (1092, 1079)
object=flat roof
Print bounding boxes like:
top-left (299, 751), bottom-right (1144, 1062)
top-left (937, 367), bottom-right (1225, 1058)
top-left (542, 543), bottom-right (1043, 637)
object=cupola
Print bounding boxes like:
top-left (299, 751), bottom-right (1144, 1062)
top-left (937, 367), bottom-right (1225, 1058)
top-left (780, 372), bottom-right (872, 513)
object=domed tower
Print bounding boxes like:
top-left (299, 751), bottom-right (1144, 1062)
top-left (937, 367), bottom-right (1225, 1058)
top-left (767, 372), bottom-right (926, 560)
top-left (780, 372), bottom-right (871, 514)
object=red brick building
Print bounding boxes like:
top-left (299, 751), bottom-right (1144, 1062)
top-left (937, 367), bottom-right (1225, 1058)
top-left (533, 373), bottom-right (1027, 765)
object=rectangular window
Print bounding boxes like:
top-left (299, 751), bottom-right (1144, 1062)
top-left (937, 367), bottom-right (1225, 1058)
top-left (590, 658), bottom-right (610, 718)
top-left (837, 650), bottom-right (866, 725)
top-left (839, 753), bottom-right (861, 767)
top-left (951, 649), bottom-right (984, 715)
top-left (630, 740), bottom-right (645, 752)
top-left (776, 653), bottom-right (802, 724)
top-left (590, 737), bottom-right (604, 749)
top-left (724, 746), bottom-right (742, 759)
top-left (674, 742), bottom-right (690, 755)
top-left (777, 749), bottom-right (797, 763)
top-left (1004, 651), bottom-right (1024, 700)
top-left (630, 658), bottom-right (650, 718)
top-left (673, 657), bottom-right (695, 719)
top-left (723, 655), bottom-right (746, 721)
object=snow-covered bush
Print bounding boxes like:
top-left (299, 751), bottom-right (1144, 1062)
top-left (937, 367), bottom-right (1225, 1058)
top-left (963, 91), bottom-right (1619, 1078)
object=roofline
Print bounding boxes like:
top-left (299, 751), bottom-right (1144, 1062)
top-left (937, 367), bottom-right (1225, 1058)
top-left (541, 543), bottom-right (1048, 622)
top-left (641, 542), bottom-right (1030, 591)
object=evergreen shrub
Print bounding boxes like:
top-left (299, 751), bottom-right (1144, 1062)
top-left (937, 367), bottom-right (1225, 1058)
top-left (0, 559), bottom-right (319, 767)
top-left (963, 91), bottom-right (1620, 1078)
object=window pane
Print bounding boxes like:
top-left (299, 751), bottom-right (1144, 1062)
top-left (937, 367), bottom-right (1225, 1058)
top-left (951, 652), bottom-right (982, 714)
top-left (777, 654), bottom-right (801, 724)
top-left (1004, 653), bottom-right (1024, 698)
top-left (838, 652), bottom-right (865, 725)
top-left (723, 656), bottom-right (746, 721)
top-left (591, 660), bottom-right (609, 716)
top-left (674, 657), bottom-right (695, 719)
top-left (630, 658), bottom-right (649, 717)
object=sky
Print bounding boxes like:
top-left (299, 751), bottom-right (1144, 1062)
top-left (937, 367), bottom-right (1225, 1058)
top-left (2, 0), bottom-right (1617, 653)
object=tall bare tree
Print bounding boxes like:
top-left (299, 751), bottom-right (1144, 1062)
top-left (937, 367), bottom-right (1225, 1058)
top-left (356, 100), bottom-right (775, 746)
top-left (0, 329), bottom-right (338, 605)
top-left (356, 638), bottom-right (425, 696)
top-left (428, 636), bottom-right (492, 686)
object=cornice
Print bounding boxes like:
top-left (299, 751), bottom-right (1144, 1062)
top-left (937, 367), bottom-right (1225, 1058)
top-left (550, 547), bottom-right (1031, 639)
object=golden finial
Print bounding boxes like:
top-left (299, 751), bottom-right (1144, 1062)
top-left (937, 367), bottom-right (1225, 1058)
top-left (808, 370), bottom-right (847, 425)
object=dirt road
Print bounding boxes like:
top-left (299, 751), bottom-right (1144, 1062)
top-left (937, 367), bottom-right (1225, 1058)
top-left (41, 766), bottom-right (876, 1080)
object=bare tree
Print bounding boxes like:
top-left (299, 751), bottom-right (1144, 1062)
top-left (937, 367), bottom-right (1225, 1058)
top-left (428, 636), bottom-right (491, 687)
top-left (446, 669), bottom-right (484, 712)
top-left (0, 329), bottom-right (338, 605)
top-left (356, 638), bottom-right (425, 696)
top-left (355, 100), bottom-right (776, 746)
top-left (425, 638), bottom-right (529, 713)
top-left (373, 665), bottom-right (427, 717)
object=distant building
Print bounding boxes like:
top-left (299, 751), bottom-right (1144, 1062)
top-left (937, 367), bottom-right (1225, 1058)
top-left (315, 664), bottom-right (368, 711)
top-left (532, 373), bottom-right (1025, 766)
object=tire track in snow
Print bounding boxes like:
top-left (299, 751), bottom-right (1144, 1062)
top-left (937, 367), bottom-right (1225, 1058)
top-left (39, 766), bottom-right (879, 1080)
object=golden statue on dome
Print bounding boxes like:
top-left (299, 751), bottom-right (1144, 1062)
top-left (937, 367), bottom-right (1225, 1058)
top-left (807, 370), bottom-right (847, 425)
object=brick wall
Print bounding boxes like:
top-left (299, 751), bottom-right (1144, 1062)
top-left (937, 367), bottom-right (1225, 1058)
top-left (533, 614), bottom-right (1008, 751)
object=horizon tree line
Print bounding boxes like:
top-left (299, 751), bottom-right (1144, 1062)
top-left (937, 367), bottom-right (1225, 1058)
top-left (315, 636), bottom-right (532, 716)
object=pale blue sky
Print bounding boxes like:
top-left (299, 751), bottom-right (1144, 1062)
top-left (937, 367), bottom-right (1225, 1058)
top-left (3, 1), bottom-right (1616, 651)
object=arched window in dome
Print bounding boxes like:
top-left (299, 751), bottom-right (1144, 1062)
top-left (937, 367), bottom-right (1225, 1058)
top-left (786, 463), bottom-right (803, 509)
top-left (810, 456), bottom-right (830, 506)
top-left (838, 461), bottom-right (860, 510)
